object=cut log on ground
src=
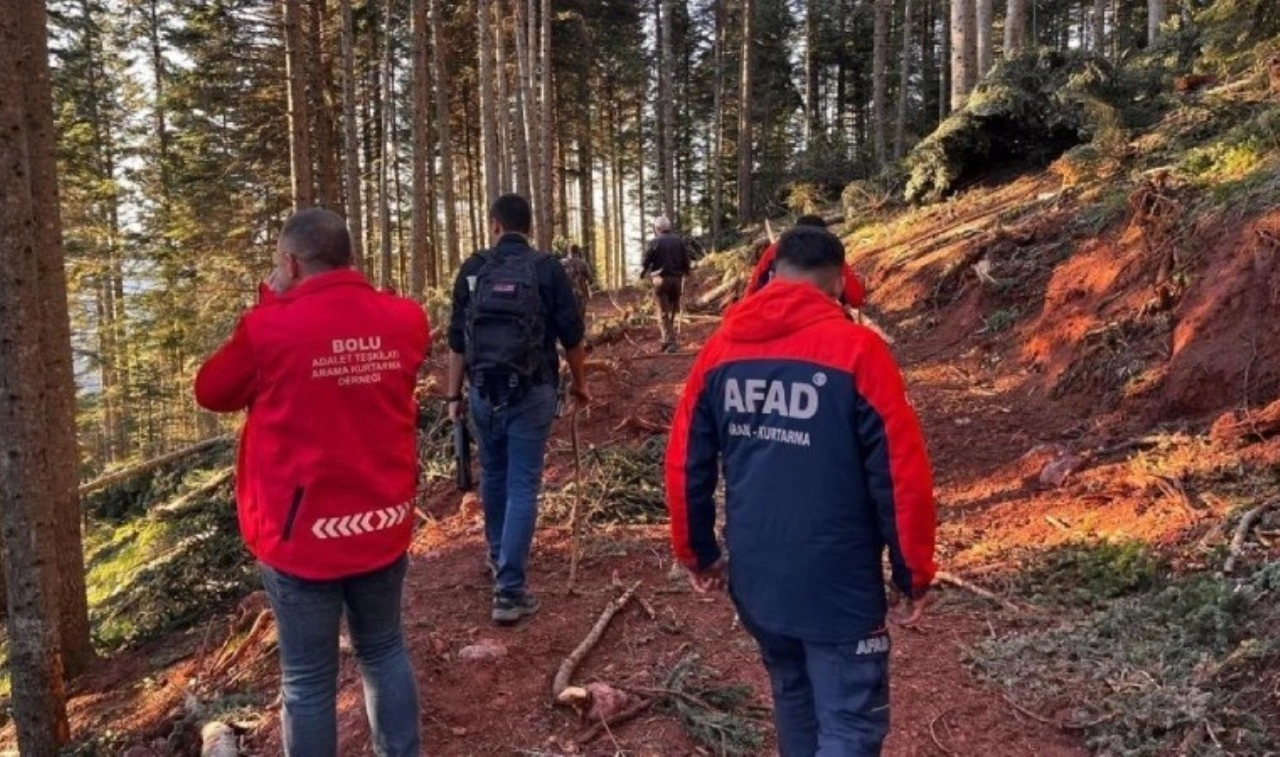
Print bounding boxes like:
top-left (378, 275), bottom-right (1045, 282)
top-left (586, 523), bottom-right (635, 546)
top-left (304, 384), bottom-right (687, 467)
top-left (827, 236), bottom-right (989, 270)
top-left (552, 581), bottom-right (641, 700)
top-left (199, 722), bottom-right (238, 757)
top-left (1223, 501), bottom-right (1276, 574)
top-left (80, 435), bottom-right (234, 497)
top-left (154, 468), bottom-right (235, 519)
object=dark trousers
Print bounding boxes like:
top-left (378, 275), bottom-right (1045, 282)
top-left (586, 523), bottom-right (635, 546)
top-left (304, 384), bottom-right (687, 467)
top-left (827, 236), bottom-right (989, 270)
top-left (652, 274), bottom-right (683, 347)
top-left (742, 612), bottom-right (891, 757)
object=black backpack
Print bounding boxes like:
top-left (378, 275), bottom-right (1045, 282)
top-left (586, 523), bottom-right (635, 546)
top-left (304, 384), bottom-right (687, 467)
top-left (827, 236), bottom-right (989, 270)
top-left (465, 250), bottom-right (547, 400)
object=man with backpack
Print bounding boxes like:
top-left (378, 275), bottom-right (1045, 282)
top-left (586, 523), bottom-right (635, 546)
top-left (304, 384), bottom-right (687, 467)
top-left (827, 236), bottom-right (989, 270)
top-left (445, 194), bottom-right (589, 625)
top-left (641, 216), bottom-right (693, 353)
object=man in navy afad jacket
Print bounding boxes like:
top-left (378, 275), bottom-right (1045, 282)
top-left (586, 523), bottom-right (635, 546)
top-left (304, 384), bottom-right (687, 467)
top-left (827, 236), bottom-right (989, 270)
top-left (665, 226), bottom-right (937, 756)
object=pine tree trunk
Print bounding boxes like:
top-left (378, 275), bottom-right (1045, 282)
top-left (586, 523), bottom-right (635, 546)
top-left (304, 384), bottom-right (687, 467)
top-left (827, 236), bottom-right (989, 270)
top-left (637, 96), bottom-right (647, 253)
top-left (1147, 0), bottom-right (1165, 45)
top-left (921, 0), bottom-right (938, 129)
top-left (410, 0), bottom-right (431, 299)
top-left (737, 0), bottom-right (754, 222)
top-left (804, 0), bottom-right (820, 147)
top-left (340, 0), bottom-right (365, 270)
top-left (659, 0), bottom-right (675, 221)
top-left (950, 0), bottom-right (972, 109)
top-left (975, 0), bottom-right (993, 77)
top-left (578, 88), bottom-right (595, 258)
top-left (0, 3), bottom-right (73, 750)
top-left (538, 0), bottom-right (553, 249)
top-left (711, 0), bottom-right (724, 249)
top-left (309, 0), bottom-right (338, 207)
top-left (284, 0), bottom-right (314, 208)
top-left (1004, 0), bottom-right (1027, 56)
top-left (873, 0), bottom-right (889, 168)
top-left (962, 0), bottom-right (978, 91)
top-left (378, 0), bottom-right (393, 288)
top-left (894, 0), bottom-right (915, 159)
top-left (1090, 0), bottom-right (1106, 53)
top-left (26, 0), bottom-right (94, 678)
top-left (612, 103), bottom-right (625, 281)
top-left (516, 0), bottom-right (541, 226)
top-left (478, 0), bottom-right (500, 210)
top-left (494, 0), bottom-right (511, 191)
top-left (431, 0), bottom-right (459, 268)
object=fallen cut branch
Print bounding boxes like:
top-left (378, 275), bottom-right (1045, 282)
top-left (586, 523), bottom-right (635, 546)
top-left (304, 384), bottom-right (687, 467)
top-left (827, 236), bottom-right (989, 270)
top-left (1224, 501), bottom-right (1277, 574)
top-left (155, 468), bottom-right (235, 518)
top-left (1001, 694), bottom-right (1114, 732)
top-left (613, 415), bottom-right (668, 435)
top-left (552, 581), bottom-right (642, 700)
top-left (575, 697), bottom-right (656, 745)
top-left (80, 435), bottom-right (234, 497)
top-left (935, 571), bottom-right (1023, 613)
top-left (210, 609), bottom-right (273, 679)
top-left (696, 276), bottom-right (742, 307)
top-left (567, 411), bottom-right (584, 595)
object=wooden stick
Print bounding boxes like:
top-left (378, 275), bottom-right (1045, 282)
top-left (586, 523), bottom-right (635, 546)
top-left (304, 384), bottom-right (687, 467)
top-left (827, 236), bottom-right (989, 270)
top-left (552, 581), bottom-right (642, 700)
top-left (935, 571), bottom-right (1022, 613)
top-left (575, 697), bottom-right (655, 745)
top-left (567, 410), bottom-right (584, 595)
top-left (1224, 501), bottom-right (1276, 574)
top-left (80, 435), bottom-right (235, 496)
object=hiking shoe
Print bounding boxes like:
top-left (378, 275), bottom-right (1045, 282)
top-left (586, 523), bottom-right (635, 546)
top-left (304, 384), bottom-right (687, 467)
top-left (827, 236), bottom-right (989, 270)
top-left (492, 592), bottom-right (540, 625)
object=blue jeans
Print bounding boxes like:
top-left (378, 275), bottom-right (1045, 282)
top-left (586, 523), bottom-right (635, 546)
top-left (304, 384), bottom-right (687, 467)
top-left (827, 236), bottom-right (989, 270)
top-left (259, 555), bottom-right (420, 757)
top-left (741, 611), bottom-right (891, 756)
top-left (469, 382), bottom-right (557, 597)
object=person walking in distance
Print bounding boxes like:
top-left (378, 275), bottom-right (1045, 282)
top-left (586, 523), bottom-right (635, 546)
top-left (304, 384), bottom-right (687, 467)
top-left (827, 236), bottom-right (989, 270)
top-left (195, 208), bottom-right (429, 757)
top-left (745, 214), bottom-right (866, 308)
top-left (446, 194), bottom-right (590, 625)
top-left (641, 216), bottom-right (693, 353)
top-left (665, 226), bottom-right (937, 756)
top-left (561, 244), bottom-right (593, 325)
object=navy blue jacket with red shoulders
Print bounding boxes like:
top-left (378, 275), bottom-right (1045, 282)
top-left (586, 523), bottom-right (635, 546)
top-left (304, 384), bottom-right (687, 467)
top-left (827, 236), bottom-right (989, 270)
top-left (665, 280), bottom-right (937, 644)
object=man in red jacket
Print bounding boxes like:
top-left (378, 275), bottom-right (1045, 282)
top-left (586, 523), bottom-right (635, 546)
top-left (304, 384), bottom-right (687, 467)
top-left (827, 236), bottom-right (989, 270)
top-left (666, 226), bottom-right (936, 755)
top-left (195, 208), bottom-right (429, 757)
top-left (745, 214), bottom-right (866, 308)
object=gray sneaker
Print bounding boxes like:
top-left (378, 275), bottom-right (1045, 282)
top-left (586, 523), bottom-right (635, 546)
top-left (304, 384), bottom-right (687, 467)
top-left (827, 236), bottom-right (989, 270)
top-left (492, 592), bottom-right (540, 625)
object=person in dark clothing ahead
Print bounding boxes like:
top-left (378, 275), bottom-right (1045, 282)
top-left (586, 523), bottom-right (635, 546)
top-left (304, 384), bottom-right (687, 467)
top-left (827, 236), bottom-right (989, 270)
top-left (665, 226), bottom-right (937, 756)
top-left (641, 216), bottom-right (693, 353)
top-left (446, 194), bottom-right (589, 625)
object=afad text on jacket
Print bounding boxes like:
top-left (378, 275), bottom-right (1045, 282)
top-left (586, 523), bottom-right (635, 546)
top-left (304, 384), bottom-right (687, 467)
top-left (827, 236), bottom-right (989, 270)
top-left (666, 280), bottom-right (936, 644)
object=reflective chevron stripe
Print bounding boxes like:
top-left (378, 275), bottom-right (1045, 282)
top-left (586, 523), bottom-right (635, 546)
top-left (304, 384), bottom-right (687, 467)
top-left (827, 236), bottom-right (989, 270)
top-left (310, 502), bottom-right (412, 540)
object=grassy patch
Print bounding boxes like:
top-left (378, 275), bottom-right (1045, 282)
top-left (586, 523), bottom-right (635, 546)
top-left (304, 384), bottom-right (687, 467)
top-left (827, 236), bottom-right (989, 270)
top-left (1016, 539), bottom-right (1165, 610)
top-left (971, 563), bottom-right (1280, 755)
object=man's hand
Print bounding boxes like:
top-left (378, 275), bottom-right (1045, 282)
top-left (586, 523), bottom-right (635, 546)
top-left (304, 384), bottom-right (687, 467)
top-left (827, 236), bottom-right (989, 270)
top-left (265, 266), bottom-right (293, 295)
top-left (687, 557), bottom-right (727, 594)
top-left (889, 594), bottom-right (929, 627)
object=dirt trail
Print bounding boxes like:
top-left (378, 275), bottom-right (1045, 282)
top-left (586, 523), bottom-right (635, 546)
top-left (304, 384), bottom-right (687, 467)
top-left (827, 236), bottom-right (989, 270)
top-left (231, 309), bottom-right (1085, 756)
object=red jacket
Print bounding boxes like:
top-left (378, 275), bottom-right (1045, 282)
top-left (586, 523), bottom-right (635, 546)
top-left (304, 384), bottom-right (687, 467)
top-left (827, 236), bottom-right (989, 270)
top-left (195, 269), bottom-right (430, 580)
top-left (746, 242), bottom-right (867, 308)
top-left (666, 280), bottom-right (935, 643)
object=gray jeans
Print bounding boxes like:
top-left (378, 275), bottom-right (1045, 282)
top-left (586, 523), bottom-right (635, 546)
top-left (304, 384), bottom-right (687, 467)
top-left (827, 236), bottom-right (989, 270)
top-left (259, 554), bottom-right (420, 757)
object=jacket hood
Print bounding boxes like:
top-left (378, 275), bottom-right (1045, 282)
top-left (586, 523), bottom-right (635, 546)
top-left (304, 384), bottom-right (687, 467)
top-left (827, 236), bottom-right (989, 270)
top-left (721, 280), bottom-right (846, 343)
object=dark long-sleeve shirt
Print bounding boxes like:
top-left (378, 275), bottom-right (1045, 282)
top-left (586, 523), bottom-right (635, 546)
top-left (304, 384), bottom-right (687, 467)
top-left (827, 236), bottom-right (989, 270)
top-left (448, 233), bottom-right (585, 386)
top-left (641, 232), bottom-right (693, 278)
